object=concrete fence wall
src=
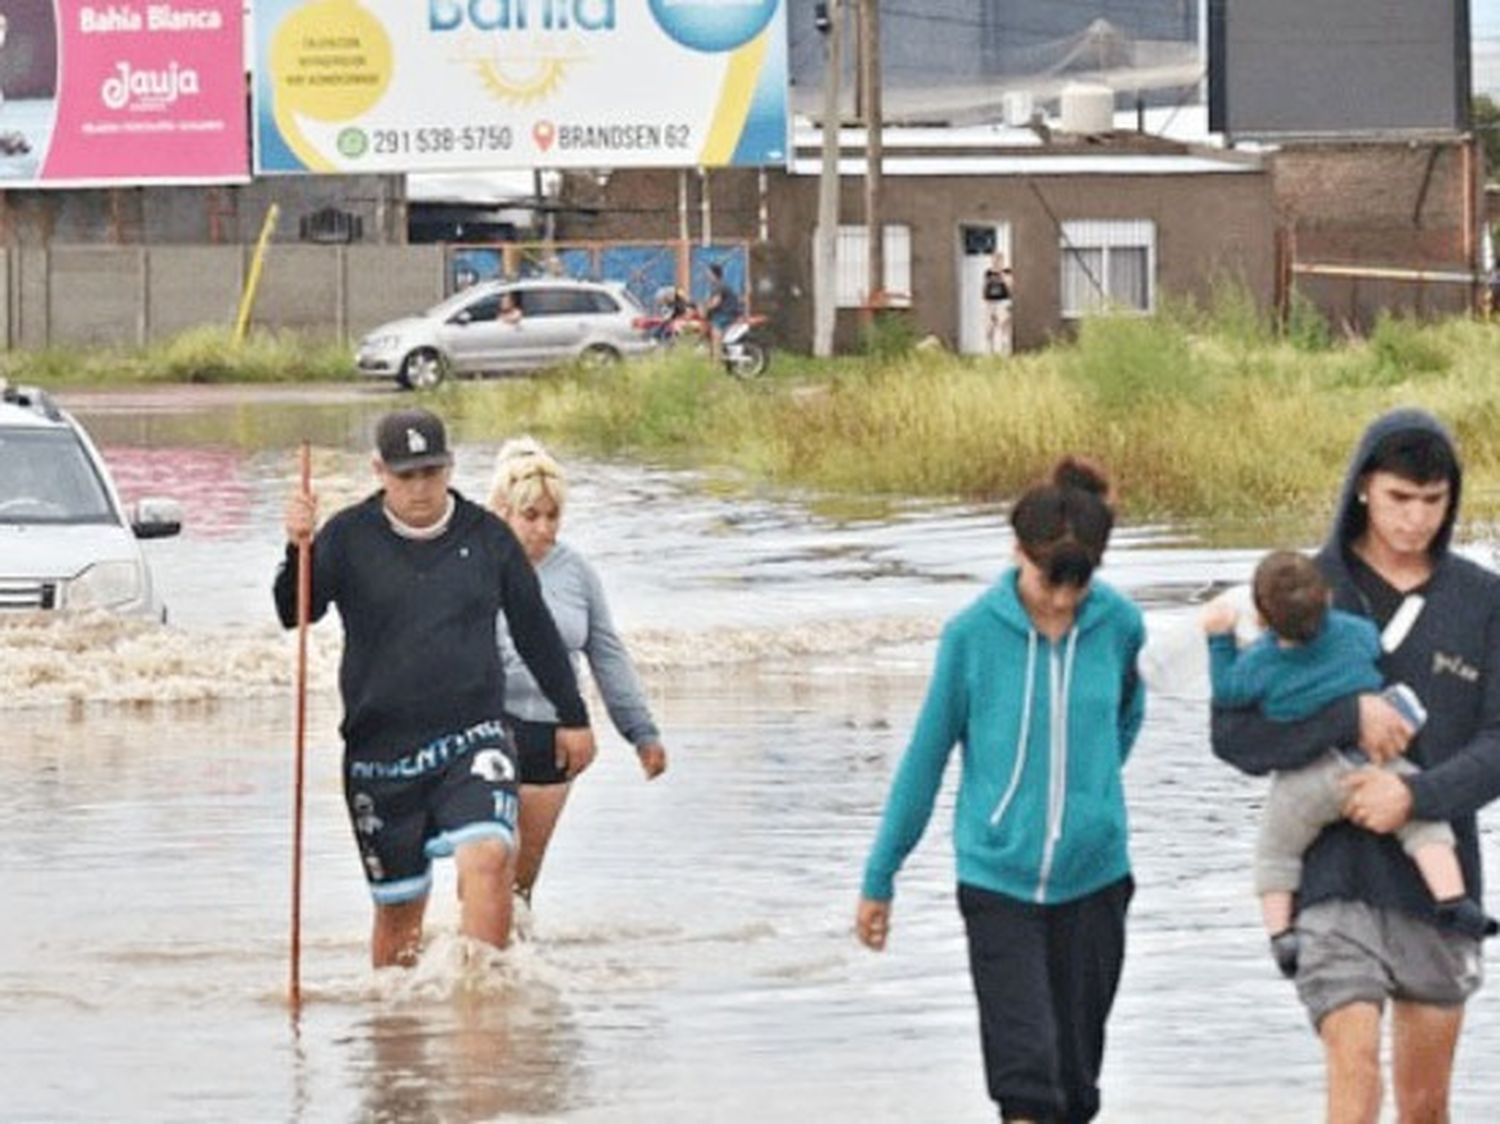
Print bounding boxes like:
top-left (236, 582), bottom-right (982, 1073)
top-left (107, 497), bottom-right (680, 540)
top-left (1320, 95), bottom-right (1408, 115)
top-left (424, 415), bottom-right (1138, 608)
top-left (1, 244), bottom-right (447, 350)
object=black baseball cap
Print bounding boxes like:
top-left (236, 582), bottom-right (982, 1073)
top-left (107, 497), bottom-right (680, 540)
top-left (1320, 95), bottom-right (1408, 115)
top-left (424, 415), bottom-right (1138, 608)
top-left (375, 408), bottom-right (454, 473)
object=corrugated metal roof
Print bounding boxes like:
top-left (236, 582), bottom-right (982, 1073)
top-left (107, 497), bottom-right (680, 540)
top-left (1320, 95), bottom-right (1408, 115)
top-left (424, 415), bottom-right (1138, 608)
top-left (789, 106), bottom-right (1219, 151)
top-left (788, 153), bottom-right (1257, 176)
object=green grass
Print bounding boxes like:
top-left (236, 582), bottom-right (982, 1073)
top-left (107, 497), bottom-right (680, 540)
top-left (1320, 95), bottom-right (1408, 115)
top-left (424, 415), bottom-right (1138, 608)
top-left (449, 302), bottom-right (1500, 541)
top-left (12, 305), bottom-right (1500, 541)
top-left (0, 326), bottom-right (354, 386)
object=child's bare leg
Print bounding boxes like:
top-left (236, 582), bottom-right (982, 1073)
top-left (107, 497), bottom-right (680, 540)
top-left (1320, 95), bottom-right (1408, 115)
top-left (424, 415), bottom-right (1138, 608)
top-left (1411, 842), bottom-right (1465, 902)
top-left (1261, 890), bottom-right (1295, 936)
top-left (1261, 889), bottom-right (1303, 978)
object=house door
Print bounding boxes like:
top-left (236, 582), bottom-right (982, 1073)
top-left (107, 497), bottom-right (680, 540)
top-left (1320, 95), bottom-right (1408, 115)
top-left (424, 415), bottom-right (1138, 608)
top-left (958, 223), bottom-right (1011, 355)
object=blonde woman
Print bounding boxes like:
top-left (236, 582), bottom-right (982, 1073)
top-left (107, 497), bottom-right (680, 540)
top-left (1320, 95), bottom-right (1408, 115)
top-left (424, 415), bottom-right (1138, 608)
top-left (489, 437), bottom-right (668, 905)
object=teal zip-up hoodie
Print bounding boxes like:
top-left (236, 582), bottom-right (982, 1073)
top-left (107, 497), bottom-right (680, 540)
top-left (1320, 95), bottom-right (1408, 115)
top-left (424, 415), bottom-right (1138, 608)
top-left (862, 570), bottom-right (1146, 905)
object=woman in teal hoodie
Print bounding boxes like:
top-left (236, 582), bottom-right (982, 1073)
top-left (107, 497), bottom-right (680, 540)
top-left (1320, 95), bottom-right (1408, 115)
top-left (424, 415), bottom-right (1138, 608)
top-left (857, 457), bottom-right (1145, 1124)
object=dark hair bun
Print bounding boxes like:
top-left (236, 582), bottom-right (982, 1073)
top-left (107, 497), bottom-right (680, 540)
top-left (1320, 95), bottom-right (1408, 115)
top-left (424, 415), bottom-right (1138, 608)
top-left (1011, 455), bottom-right (1116, 564)
top-left (1052, 455), bottom-right (1110, 499)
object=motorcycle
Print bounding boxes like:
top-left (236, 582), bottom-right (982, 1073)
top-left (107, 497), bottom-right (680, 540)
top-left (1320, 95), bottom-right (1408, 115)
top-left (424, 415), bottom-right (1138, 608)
top-left (635, 307), bottom-right (772, 380)
top-left (718, 314), bottom-right (771, 380)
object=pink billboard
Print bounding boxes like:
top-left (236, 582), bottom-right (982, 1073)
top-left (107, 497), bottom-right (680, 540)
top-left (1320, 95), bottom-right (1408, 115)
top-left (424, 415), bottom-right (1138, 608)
top-left (0, 0), bottom-right (247, 185)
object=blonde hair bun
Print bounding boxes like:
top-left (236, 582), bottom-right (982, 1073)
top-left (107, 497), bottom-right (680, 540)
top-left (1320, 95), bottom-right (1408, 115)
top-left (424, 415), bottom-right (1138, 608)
top-left (489, 435), bottom-right (568, 513)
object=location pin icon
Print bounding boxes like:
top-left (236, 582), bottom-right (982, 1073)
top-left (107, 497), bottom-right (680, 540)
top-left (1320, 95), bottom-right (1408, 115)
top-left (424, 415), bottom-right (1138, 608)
top-left (533, 121), bottom-right (555, 151)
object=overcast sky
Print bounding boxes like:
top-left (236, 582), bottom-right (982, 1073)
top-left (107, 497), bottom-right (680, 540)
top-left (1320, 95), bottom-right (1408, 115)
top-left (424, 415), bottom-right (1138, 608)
top-left (1480, 0), bottom-right (1500, 35)
top-left (1477, 0), bottom-right (1500, 96)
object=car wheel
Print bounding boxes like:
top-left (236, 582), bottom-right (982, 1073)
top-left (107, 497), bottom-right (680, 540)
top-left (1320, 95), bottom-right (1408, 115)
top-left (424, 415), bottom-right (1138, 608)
top-left (579, 344), bottom-right (622, 369)
top-left (397, 348), bottom-right (446, 390)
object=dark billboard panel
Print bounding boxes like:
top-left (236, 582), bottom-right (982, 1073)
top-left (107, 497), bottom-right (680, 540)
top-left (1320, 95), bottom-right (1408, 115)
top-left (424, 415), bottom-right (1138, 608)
top-left (1210, 0), bottom-right (1469, 138)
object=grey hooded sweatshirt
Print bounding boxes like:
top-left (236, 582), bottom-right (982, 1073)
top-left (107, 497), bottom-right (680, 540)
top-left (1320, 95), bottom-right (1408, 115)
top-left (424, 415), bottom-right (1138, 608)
top-left (498, 540), bottom-right (661, 748)
top-left (1212, 409), bottom-right (1500, 920)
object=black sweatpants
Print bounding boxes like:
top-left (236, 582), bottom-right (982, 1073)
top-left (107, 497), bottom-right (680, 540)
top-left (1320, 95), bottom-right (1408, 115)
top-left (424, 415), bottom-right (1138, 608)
top-left (958, 876), bottom-right (1133, 1124)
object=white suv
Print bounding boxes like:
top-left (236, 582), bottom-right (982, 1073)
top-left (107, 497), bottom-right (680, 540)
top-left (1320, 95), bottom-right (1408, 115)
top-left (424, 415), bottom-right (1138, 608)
top-left (0, 382), bottom-right (182, 618)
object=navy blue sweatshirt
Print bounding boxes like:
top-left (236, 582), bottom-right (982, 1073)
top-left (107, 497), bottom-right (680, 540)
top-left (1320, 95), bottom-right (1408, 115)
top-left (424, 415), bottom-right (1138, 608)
top-left (1212, 409), bottom-right (1500, 918)
top-left (273, 491), bottom-right (587, 759)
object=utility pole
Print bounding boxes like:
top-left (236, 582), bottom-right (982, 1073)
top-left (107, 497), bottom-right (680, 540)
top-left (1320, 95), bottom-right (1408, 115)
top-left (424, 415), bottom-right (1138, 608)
top-left (860, 0), bottom-right (883, 317)
top-left (814, 1), bottom-right (841, 357)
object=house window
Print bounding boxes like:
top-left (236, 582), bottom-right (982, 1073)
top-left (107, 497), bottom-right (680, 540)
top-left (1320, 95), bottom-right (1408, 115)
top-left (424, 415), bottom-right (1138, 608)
top-left (815, 224), bottom-right (913, 308)
top-left (299, 206), bottom-right (364, 244)
top-left (1059, 220), bottom-right (1155, 317)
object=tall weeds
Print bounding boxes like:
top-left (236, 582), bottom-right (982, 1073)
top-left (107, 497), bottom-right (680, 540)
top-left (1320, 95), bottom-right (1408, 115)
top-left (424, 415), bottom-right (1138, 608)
top-left (457, 307), bottom-right (1500, 534)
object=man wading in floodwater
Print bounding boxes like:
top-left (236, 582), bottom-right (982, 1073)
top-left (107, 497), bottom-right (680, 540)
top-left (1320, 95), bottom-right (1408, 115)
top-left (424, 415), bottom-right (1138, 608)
top-left (274, 407), bottom-right (595, 967)
top-left (1214, 410), bottom-right (1500, 1123)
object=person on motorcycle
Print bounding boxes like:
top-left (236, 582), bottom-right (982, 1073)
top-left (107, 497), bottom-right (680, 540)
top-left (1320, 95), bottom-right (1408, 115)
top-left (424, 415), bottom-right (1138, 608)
top-left (703, 263), bottom-right (742, 365)
top-left (652, 286), bottom-right (696, 344)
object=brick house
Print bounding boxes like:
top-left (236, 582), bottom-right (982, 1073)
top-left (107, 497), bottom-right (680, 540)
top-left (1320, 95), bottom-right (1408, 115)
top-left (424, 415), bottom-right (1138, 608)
top-left (558, 124), bottom-right (1275, 353)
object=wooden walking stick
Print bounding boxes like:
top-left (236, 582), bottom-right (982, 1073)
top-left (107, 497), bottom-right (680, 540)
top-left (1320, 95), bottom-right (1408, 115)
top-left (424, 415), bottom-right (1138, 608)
top-left (290, 442), bottom-right (312, 1009)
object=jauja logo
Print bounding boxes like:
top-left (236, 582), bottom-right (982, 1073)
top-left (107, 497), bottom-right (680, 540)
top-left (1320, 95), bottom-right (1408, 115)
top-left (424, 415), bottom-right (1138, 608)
top-left (100, 61), bottom-right (201, 111)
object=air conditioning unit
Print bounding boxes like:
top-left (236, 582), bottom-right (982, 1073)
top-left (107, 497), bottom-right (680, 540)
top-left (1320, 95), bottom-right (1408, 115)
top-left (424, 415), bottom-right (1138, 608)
top-left (299, 206), bottom-right (364, 244)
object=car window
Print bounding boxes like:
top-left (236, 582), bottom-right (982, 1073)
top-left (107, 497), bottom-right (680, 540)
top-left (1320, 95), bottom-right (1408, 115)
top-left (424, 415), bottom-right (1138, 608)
top-left (613, 287), bottom-right (646, 313)
top-left (424, 284), bottom-right (499, 319)
top-left (587, 291), bottom-right (620, 314)
top-left (523, 288), bottom-right (601, 317)
top-left (0, 428), bottom-right (116, 525)
top-left (457, 295), bottom-right (500, 323)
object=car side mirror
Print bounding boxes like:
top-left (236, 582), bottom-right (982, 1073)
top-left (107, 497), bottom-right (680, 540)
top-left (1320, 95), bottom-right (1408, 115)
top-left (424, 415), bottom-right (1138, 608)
top-left (452, 309), bottom-right (473, 326)
top-left (132, 497), bottom-right (183, 539)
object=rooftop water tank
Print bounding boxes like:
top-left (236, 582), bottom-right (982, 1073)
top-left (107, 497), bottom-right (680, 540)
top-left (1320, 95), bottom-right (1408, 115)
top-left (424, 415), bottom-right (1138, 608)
top-left (1059, 83), bottom-right (1114, 135)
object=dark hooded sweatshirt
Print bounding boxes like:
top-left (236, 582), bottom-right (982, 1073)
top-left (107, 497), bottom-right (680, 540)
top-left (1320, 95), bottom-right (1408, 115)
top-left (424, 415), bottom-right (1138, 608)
top-left (1212, 409), bottom-right (1500, 920)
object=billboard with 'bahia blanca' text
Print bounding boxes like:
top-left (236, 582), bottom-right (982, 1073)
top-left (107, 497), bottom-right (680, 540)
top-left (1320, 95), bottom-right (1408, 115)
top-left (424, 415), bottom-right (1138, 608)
top-left (0, 0), bottom-right (246, 187)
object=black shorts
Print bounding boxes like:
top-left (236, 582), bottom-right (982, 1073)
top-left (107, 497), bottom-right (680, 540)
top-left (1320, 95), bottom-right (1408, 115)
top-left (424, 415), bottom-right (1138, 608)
top-left (343, 719), bottom-right (519, 905)
top-left (506, 713), bottom-right (568, 786)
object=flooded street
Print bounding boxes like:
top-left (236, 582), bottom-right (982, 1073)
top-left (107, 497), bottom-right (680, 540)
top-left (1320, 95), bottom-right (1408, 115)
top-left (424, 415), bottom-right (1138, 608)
top-left (6, 385), bottom-right (1500, 1121)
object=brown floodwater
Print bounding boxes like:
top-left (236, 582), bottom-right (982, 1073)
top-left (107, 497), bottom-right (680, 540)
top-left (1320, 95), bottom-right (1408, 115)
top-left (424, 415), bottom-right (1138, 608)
top-left (5, 385), bottom-right (1500, 1121)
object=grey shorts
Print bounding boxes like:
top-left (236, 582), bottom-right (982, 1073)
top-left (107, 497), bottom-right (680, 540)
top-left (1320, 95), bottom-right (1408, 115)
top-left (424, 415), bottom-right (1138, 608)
top-left (1295, 899), bottom-right (1483, 1028)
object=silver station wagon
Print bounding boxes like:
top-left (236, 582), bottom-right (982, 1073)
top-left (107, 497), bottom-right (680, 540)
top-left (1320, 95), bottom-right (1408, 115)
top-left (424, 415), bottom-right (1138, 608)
top-left (355, 277), bottom-right (657, 390)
